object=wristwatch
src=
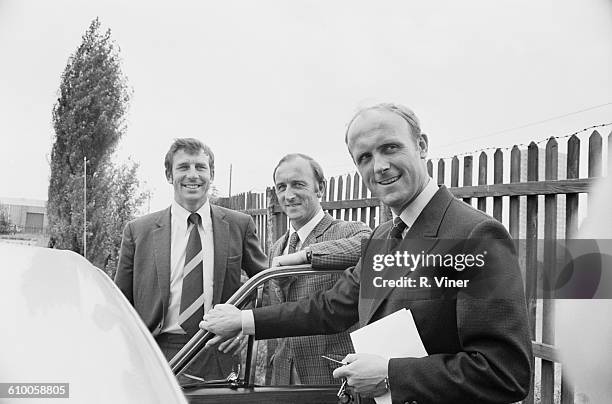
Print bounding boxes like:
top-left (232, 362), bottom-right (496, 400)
top-left (305, 248), bottom-right (313, 264)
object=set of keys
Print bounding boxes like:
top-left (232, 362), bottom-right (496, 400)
top-left (336, 378), bottom-right (354, 403)
top-left (321, 355), bottom-right (354, 404)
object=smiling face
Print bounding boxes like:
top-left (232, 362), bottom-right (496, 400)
top-left (274, 157), bottom-right (323, 230)
top-left (347, 109), bottom-right (429, 215)
top-left (167, 149), bottom-right (213, 212)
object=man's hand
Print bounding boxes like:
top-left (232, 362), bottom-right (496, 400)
top-left (217, 331), bottom-right (248, 354)
top-left (271, 250), bottom-right (308, 267)
top-left (200, 304), bottom-right (243, 349)
top-left (332, 353), bottom-right (389, 396)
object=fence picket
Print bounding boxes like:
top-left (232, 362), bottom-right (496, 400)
top-left (361, 176), bottom-right (368, 225)
top-left (477, 152), bottom-right (487, 212)
top-left (562, 146), bottom-right (577, 401)
top-left (336, 175), bottom-right (344, 220)
top-left (541, 138), bottom-right (558, 403)
top-left (451, 156), bottom-right (459, 187)
top-left (463, 155), bottom-right (473, 205)
top-left (509, 146), bottom-right (521, 240)
top-left (328, 177), bottom-right (336, 218)
top-left (352, 173), bottom-right (360, 221)
top-left (566, 135), bottom-right (580, 237)
top-left (344, 174), bottom-right (351, 221)
top-left (437, 159), bottom-right (445, 185)
top-left (493, 149), bottom-right (503, 222)
top-left (588, 130), bottom-right (602, 177)
top-left (523, 142), bottom-right (539, 404)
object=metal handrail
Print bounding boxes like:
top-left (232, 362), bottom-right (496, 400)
top-left (169, 264), bottom-right (344, 375)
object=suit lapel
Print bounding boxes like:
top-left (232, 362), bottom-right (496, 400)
top-left (277, 214), bottom-right (331, 292)
top-left (301, 213), bottom-right (333, 247)
top-left (152, 207), bottom-right (172, 315)
top-left (210, 205), bottom-right (229, 305)
top-left (275, 231), bottom-right (290, 256)
top-left (363, 186), bottom-right (454, 325)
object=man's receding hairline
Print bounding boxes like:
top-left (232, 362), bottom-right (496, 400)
top-left (346, 108), bottom-right (416, 143)
top-left (273, 153), bottom-right (326, 189)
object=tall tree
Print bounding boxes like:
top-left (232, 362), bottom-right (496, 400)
top-left (0, 203), bottom-right (10, 234)
top-left (48, 17), bottom-right (145, 277)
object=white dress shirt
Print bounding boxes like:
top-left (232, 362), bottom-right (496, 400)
top-left (162, 200), bottom-right (215, 334)
top-left (283, 209), bottom-right (325, 254)
top-left (396, 178), bottom-right (438, 234)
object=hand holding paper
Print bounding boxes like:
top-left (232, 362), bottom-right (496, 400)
top-left (349, 308), bottom-right (427, 404)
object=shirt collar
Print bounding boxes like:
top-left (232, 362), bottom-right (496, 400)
top-left (397, 178), bottom-right (438, 228)
top-left (289, 209), bottom-right (325, 243)
top-left (171, 199), bottom-right (210, 227)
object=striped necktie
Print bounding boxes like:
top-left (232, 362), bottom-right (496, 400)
top-left (287, 232), bottom-right (300, 254)
top-left (179, 213), bottom-right (204, 336)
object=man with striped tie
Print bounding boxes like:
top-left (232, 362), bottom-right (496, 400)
top-left (115, 138), bottom-right (267, 381)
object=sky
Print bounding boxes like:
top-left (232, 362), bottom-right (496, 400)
top-left (1, 0), bottom-right (611, 211)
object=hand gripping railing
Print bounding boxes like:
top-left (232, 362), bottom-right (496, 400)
top-left (169, 264), bottom-right (344, 376)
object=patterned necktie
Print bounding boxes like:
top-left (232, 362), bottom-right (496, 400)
top-left (387, 216), bottom-right (408, 251)
top-left (280, 231), bottom-right (301, 298)
top-left (287, 232), bottom-right (300, 254)
top-left (179, 213), bottom-right (204, 336)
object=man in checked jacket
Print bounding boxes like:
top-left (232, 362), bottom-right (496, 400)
top-left (266, 153), bottom-right (372, 385)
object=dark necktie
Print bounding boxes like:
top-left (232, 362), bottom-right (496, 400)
top-left (389, 217), bottom-right (408, 239)
top-left (279, 232), bottom-right (301, 298)
top-left (387, 216), bottom-right (408, 251)
top-left (287, 232), bottom-right (300, 254)
top-left (179, 213), bottom-right (204, 336)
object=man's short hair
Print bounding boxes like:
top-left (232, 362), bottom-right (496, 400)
top-left (273, 153), bottom-right (326, 191)
top-left (164, 138), bottom-right (215, 179)
top-left (344, 102), bottom-right (422, 143)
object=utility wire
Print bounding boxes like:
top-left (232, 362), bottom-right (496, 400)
top-left (428, 123), bottom-right (612, 161)
top-left (440, 102), bottom-right (612, 148)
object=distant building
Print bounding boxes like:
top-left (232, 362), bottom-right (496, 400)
top-left (0, 197), bottom-right (47, 233)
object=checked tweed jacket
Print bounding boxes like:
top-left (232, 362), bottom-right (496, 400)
top-left (268, 213), bottom-right (371, 385)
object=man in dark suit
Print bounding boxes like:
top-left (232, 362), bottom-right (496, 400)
top-left (201, 104), bottom-right (532, 403)
top-left (115, 138), bottom-right (267, 381)
top-left (265, 153), bottom-right (371, 385)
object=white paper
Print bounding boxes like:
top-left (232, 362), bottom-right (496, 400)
top-left (350, 308), bottom-right (427, 404)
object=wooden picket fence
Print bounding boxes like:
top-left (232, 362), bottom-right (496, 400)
top-left (215, 130), bottom-right (611, 403)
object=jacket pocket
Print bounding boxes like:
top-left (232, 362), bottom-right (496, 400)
top-left (227, 254), bottom-right (242, 266)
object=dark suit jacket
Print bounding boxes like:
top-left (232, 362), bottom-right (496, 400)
top-left (253, 186), bottom-right (532, 404)
top-left (115, 203), bottom-right (267, 378)
top-left (268, 213), bottom-right (371, 384)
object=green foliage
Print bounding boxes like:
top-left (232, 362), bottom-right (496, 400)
top-left (47, 17), bottom-right (145, 276)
